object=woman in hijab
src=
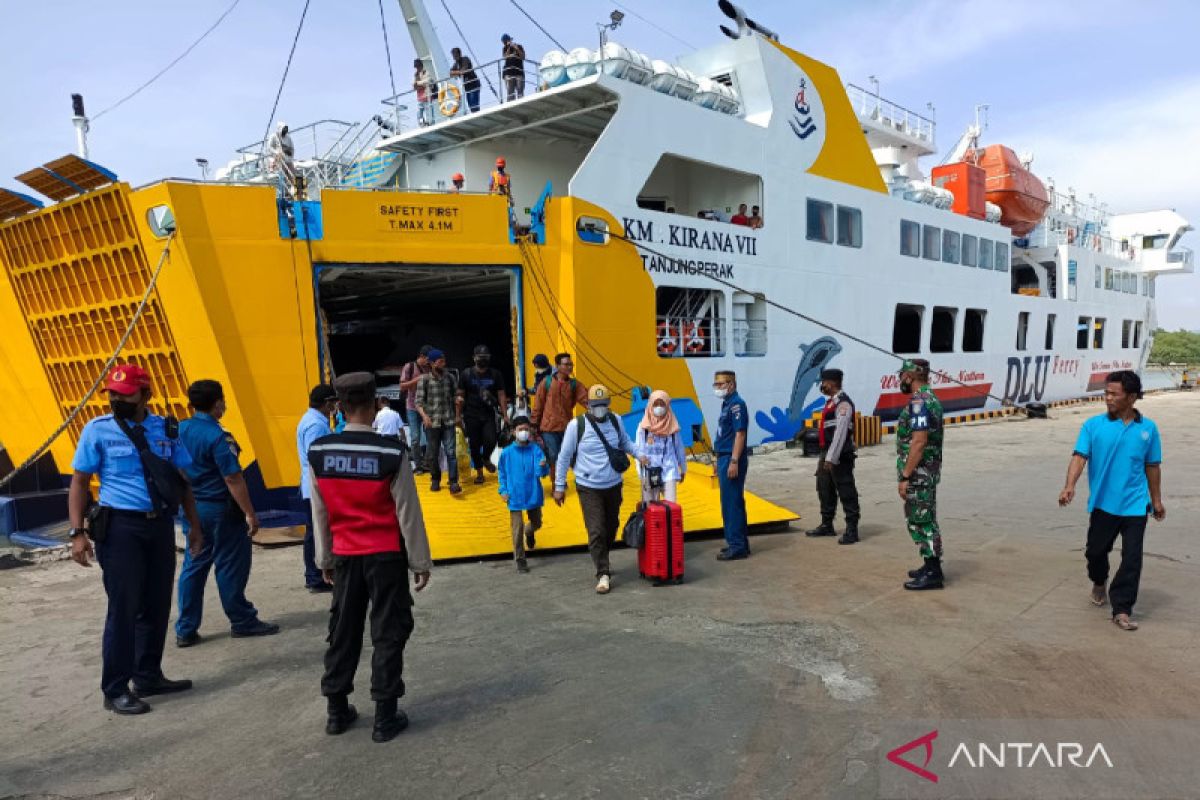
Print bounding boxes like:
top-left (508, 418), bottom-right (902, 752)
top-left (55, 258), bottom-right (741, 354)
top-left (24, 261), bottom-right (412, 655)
top-left (636, 390), bottom-right (688, 503)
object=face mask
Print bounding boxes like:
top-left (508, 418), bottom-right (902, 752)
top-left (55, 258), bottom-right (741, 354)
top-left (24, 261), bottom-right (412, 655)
top-left (899, 379), bottom-right (914, 394)
top-left (652, 406), bottom-right (667, 418)
top-left (714, 388), bottom-right (728, 399)
top-left (590, 405), bottom-right (609, 419)
top-left (516, 430), bottom-right (531, 443)
top-left (474, 357), bottom-right (490, 368)
top-left (110, 399), bottom-right (139, 420)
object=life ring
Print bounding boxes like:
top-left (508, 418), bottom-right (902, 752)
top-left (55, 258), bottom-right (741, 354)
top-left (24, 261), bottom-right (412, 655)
top-left (683, 321), bottom-right (706, 354)
top-left (439, 84), bottom-right (462, 116)
top-left (657, 321), bottom-right (679, 355)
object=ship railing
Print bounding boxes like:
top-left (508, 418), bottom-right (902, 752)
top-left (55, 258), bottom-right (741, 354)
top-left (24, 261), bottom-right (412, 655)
top-left (655, 315), bottom-right (726, 358)
top-left (845, 83), bottom-right (935, 144)
top-left (381, 58), bottom-right (544, 131)
top-left (732, 319), bottom-right (767, 357)
top-left (1022, 225), bottom-right (1135, 260)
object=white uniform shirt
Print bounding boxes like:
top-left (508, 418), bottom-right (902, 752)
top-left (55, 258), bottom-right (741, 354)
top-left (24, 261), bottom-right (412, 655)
top-left (373, 406), bottom-right (404, 437)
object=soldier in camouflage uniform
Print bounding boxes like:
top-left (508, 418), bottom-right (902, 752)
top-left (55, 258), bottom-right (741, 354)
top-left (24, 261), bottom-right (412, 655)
top-left (895, 358), bottom-right (945, 590)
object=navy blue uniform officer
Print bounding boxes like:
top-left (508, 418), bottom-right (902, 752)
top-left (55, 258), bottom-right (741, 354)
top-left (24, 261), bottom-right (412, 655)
top-left (68, 364), bottom-right (204, 715)
top-left (712, 370), bottom-right (751, 561)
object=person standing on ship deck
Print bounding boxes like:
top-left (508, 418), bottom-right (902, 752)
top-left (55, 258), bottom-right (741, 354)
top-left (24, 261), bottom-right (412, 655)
top-left (415, 349), bottom-right (462, 494)
top-left (298, 384), bottom-right (338, 593)
top-left (175, 379), bottom-right (279, 648)
top-left (399, 345), bottom-right (433, 473)
top-left (712, 371), bottom-right (751, 561)
top-left (805, 368), bottom-right (860, 545)
top-left (310, 372), bottom-right (432, 742)
top-left (1059, 370), bottom-right (1165, 631)
top-left (895, 359), bottom-right (946, 590)
top-left (532, 353), bottom-right (588, 485)
top-left (730, 204), bottom-right (750, 226)
top-left (68, 364), bottom-right (203, 715)
top-left (501, 35), bottom-right (526, 101)
top-left (450, 48), bottom-right (481, 113)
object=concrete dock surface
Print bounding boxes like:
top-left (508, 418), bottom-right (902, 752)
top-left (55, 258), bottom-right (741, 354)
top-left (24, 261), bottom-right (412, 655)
top-left (1, 392), bottom-right (1197, 800)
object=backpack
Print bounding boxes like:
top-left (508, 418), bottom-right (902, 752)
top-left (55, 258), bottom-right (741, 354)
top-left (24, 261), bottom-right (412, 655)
top-left (545, 374), bottom-right (578, 394)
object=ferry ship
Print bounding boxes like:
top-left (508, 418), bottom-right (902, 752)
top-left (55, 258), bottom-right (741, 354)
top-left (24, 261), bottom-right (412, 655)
top-left (0, 2), bottom-right (1191, 555)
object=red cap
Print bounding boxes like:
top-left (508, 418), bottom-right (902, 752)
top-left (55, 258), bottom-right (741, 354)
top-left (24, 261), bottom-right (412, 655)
top-left (105, 364), bottom-right (152, 395)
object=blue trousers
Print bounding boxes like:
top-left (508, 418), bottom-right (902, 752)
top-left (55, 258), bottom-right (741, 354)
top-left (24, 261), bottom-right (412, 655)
top-left (717, 454), bottom-right (750, 555)
top-left (176, 501), bottom-right (259, 637)
top-left (302, 499), bottom-right (324, 588)
top-left (95, 512), bottom-right (176, 698)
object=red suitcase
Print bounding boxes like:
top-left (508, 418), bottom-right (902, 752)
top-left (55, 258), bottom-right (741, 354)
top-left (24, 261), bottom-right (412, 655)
top-left (638, 500), bottom-right (684, 585)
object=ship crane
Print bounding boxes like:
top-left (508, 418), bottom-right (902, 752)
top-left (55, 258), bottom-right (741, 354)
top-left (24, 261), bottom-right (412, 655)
top-left (940, 103), bottom-right (988, 165)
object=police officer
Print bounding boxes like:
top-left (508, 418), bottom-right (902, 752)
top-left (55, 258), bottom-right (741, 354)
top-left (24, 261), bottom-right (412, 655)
top-left (298, 384), bottom-right (337, 593)
top-left (895, 359), bottom-right (946, 590)
top-left (310, 372), bottom-right (432, 743)
top-left (712, 370), bottom-right (751, 561)
top-left (175, 380), bottom-right (279, 647)
top-left (68, 364), bottom-right (203, 715)
top-left (805, 368), bottom-right (861, 545)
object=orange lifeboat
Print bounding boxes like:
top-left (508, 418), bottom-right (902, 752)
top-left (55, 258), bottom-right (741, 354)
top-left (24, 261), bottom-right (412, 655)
top-left (965, 144), bottom-right (1050, 237)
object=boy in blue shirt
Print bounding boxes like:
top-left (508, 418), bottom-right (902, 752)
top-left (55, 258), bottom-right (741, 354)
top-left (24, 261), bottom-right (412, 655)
top-left (498, 416), bottom-right (547, 573)
top-left (1059, 370), bottom-right (1166, 631)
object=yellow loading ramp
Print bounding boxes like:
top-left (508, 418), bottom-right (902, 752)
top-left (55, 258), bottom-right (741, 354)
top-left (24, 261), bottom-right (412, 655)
top-left (417, 461), bottom-right (798, 561)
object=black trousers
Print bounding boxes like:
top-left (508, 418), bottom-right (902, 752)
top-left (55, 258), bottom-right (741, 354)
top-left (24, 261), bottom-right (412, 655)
top-left (1085, 509), bottom-right (1148, 617)
top-left (95, 512), bottom-right (176, 698)
top-left (322, 552), bottom-right (415, 702)
top-left (463, 413), bottom-right (498, 470)
top-left (577, 484), bottom-right (623, 577)
top-left (816, 452), bottom-right (860, 526)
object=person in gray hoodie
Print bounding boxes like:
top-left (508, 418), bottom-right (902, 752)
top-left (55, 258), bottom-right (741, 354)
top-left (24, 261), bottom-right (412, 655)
top-left (553, 384), bottom-right (644, 594)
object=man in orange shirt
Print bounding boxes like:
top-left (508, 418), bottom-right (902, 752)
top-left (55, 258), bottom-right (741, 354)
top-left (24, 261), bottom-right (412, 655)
top-left (531, 353), bottom-right (588, 483)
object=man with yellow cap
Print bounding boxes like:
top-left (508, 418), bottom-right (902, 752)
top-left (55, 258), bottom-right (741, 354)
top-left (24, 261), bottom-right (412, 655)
top-left (553, 384), bottom-right (644, 594)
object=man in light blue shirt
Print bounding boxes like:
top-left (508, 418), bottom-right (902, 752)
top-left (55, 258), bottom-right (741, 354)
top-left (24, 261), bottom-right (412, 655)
top-left (1060, 370), bottom-right (1166, 631)
top-left (68, 364), bottom-right (203, 715)
top-left (297, 383), bottom-right (337, 592)
top-left (553, 384), bottom-right (643, 594)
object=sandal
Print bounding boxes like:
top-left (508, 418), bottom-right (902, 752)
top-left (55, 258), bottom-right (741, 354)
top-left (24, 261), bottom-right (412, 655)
top-left (1112, 614), bottom-right (1139, 631)
top-left (1090, 585), bottom-right (1107, 607)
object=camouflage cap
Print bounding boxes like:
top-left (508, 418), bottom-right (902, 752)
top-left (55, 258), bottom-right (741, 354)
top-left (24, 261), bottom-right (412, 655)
top-left (898, 358), bottom-right (930, 374)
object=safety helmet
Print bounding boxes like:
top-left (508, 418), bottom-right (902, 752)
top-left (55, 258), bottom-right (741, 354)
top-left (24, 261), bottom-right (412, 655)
top-left (452, 172), bottom-right (464, 182)
top-left (587, 384), bottom-right (610, 404)
top-left (495, 157), bottom-right (506, 168)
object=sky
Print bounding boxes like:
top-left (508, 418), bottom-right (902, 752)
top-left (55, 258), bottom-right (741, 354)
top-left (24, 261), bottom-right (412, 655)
top-left (1, 0), bottom-right (1197, 328)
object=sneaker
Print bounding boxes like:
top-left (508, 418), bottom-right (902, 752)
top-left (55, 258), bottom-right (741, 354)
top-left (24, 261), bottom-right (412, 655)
top-left (595, 575), bottom-right (611, 594)
top-left (524, 525), bottom-right (536, 550)
top-left (429, 481), bottom-right (441, 492)
top-left (516, 558), bottom-right (530, 573)
top-left (484, 462), bottom-right (497, 474)
top-left (231, 620), bottom-right (281, 638)
top-left (175, 631), bottom-right (201, 648)
top-left (448, 483), bottom-right (463, 495)
top-left (473, 473), bottom-right (485, 485)
top-left (307, 583), bottom-right (333, 594)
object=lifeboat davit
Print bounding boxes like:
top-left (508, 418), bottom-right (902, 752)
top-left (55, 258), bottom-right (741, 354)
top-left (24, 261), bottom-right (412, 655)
top-left (965, 144), bottom-right (1050, 237)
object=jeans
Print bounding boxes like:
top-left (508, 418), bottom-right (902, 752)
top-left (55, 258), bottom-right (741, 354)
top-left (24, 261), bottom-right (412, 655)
top-left (541, 431), bottom-right (563, 481)
top-left (176, 500), bottom-right (259, 637)
top-left (463, 414), bottom-right (498, 470)
top-left (577, 484), bottom-right (623, 577)
top-left (504, 75), bottom-right (525, 101)
top-left (417, 99), bottom-right (433, 126)
top-left (465, 86), bottom-right (480, 112)
top-left (716, 454), bottom-right (750, 555)
top-left (425, 424), bottom-right (459, 484)
top-left (302, 499), bottom-right (324, 588)
top-left (1085, 509), bottom-right (1148, 617)
top-left (95, 512), bottom-right (176, 698)
top-left (406, 409), bottom-right (427, 467)
top-left (322, 552), bottom-right (415, 702)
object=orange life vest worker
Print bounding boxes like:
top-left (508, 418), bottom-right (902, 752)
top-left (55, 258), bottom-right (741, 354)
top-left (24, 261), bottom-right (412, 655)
top-left (490, 170), bottom-right (511, 196)
top-left (657, 321), bottom-right (679, 355)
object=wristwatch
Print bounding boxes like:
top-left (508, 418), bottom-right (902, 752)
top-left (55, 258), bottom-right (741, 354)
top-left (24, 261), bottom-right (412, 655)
top-left (68, 527), bottom-right (85, 539)
top-left (898, 473), bottom-right (912, 482)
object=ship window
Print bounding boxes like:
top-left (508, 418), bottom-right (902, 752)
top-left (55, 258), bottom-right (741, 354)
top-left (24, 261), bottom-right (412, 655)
top-left (731, 292), bottom-right (767, 356)
top-left (1093, 317), bottom-right (1106, 349)
top-left (1133, 321), bottom-right (1143, 349)
top-left (931, 307), bottom-right (956, 353)
top-left (995, 241), bottom-right (1010, 272)
top-left (807, 199), bottom-right (833, 243)
top-left (577, 216), bottom-right (609, 244)
top-left (1141, 276), bottom-right (1148, 296)
top-left (963, 308), bottom-right (986, 352)
top-left (961, 234), bottom-right (978, 267)
top-left (901, 219), bottom-right (920, 256)
top-left (978, 238), bottom-right (993, 270)
top-left (1045, 314), bottom-right (1056, 349)
top-left (836, 206), bottom-right (862, 247)
top-left (655, 287), bottom-right (725, 358)
top-left (922, 225), bottom-right (941, 261)
top-left (1121, 320), bottom-right (1132, 348)
top-left (1142, 234), bottom-right (1169, 250)
top-left (1095, 264), bottom-right (1102, 289)
top-left (637, 153), bottom-right (761, 222)
top-left (893, 304), bottom-right (923, 354)
top-left (1149, 277), bottom-right (1155, 298)
top-left (942, 230), bottom-right (960, 264)
top-left (1076, 316), bottom-right (1091, 350)
top-left (1104, 268), bottom-right (1114, 290)
top-left (1016, 311), bottom-right (1030, 351)
top-left (146, 205), bottom-right (176, 238)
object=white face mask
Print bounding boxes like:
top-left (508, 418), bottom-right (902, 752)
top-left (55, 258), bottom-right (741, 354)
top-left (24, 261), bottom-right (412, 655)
top-left (515, 429), bottom-right (531, 443)
top-left (652, 405), bottom-right (667, 418)
top-left (590, 405), bottom-right (609, 419)
top-left (714, 388), bottom-right (728, 399)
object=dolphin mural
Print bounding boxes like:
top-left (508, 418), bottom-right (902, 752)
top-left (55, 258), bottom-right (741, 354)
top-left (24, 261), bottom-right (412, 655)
top-left (756, 335), bottom-right (843, 442)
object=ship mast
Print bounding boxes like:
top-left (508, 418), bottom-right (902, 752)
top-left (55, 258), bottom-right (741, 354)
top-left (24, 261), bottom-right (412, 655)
top-left (395, 0), bottom-right (451, 83)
